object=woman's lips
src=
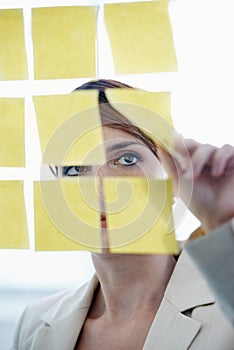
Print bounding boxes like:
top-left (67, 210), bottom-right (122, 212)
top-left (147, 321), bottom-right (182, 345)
top-left (101, 214), bottom-right (107, 228)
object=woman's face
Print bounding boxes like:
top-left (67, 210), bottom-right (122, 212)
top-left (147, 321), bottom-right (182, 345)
top-left (59, 126), bottom-right (165, 240)
top-left (61, 127), bottom-right (164, 179)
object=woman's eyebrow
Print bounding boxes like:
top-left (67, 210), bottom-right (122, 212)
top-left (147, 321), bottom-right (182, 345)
top-left (106, 141), bottom-right (146, 153)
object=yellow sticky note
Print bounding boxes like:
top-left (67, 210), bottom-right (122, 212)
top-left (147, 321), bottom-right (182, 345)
top-left (32, 6), bottom-right (97, 79)
top-left (33, 91), bottom-right (105, 165)
top-left (106, 89), bottom-right (174, 151)
top-left (104, 177), bottom-right (178, 254)
top-left (0, 98), bottom-right (25, 167)
top-left (0, 181), bottom-right (29, 249)
top-left (104, 1), bottom-right (177, 74)
top-left (0, 9), bottom-right (28, 80)
top-left (34, 179), bottom-right (102, 252)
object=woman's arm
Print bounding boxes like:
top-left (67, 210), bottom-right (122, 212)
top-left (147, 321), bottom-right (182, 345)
top-left (159, 137), bottom-right (234, 325)
top-left (185, 218), bottom-right (234, 326)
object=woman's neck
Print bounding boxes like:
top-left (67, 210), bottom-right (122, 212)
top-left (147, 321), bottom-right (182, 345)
top-left (90, 254), bottom-right (176, 320)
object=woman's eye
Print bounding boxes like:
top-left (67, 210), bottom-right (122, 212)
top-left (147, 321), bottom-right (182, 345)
top-left (63, 166), bottom-right (91, 176)
top-left (115, 153), bottom-right (141, 166)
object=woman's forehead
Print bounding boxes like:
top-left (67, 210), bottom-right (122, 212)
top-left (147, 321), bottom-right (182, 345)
top-left (102, 126), bottom-right (156, 157)
top-left (103, 126), bottom-right (144, 143)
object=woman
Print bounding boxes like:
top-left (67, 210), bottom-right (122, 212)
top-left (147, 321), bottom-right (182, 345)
top-left (12, 80), bottom-right (234, 349)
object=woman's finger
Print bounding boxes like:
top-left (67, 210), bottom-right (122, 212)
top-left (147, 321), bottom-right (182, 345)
top-left (211, 144), bottom-right (234, 176)
top-left (188, 144), bottom-right (217, 178)
top-left (173, 134), bottom-right (200, 158)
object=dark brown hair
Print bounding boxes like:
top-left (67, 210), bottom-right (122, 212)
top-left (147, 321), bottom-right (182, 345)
top-left (73, 79), bottom-right (158, 158)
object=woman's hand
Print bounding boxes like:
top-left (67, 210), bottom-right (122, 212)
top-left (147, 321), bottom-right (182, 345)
top-left (158, 135), bottom-right (234, 232)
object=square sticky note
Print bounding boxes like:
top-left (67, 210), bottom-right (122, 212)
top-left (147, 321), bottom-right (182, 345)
top-left (104, 1), bottom-right (177, 74)
top-left (106, 89), bottom-right (174, 151)
top-left (104, 177), bottom-right (178, 254)
top-left (33, 91), bottom-right (105, 165)
top-left (0, 98), bottom-right (25, 167)
top-left (32, 6), bottom-right (97, 79)
top-left (34, 179), bottom-right (102, 252)
top-left (0, 9), bottom-right (28, 80)
top-left (0, 181), bottom-right (29, 249)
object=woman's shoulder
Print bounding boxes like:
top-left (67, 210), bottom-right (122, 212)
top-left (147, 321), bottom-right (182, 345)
top-left (12, 274), bottom-right (98, 349)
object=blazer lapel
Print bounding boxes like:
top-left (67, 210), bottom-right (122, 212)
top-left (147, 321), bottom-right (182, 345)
top-left (23, 275), bottom-right (99, 350)
top-left (164, 250), bottom-right (215, 311)
top-left (25, 307), bottom-right (89, 350)
top-left (144, 250), bottom-right (216, 350)
top-left (143, 298), bottom-right (201, 350)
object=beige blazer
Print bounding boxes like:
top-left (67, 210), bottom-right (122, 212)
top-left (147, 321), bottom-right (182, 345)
top-left (12, 251), bottom-right (234, 350)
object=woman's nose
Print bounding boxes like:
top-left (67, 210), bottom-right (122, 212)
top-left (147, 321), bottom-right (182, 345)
top-left (95, 164), bottom-right (113, 202)
top-left (96, 163), bottom-right (113, 178)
